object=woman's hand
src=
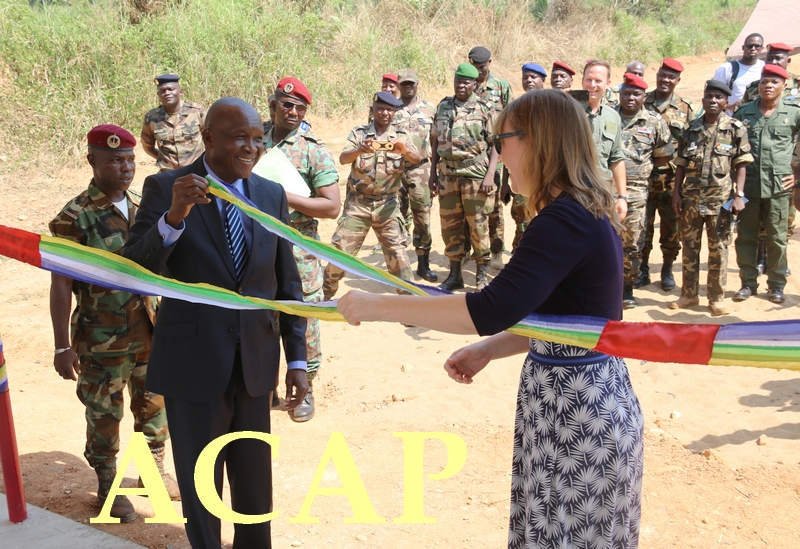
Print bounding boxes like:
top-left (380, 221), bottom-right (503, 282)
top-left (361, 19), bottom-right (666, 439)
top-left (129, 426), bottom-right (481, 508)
top-left (337, 290), bottom-right (382, 326)
top-left (443, 342), bottom-right (493, 384)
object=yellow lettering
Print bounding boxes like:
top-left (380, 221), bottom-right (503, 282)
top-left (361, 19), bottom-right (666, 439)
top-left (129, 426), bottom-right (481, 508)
top-left (91, 432), bottom-right (185, 524)
top-left (194, 431), bottom-right (280, 524)
top-left (290, 432), bottom-right (384, 524)
top-left (392, 432), bottom-right (466, 523)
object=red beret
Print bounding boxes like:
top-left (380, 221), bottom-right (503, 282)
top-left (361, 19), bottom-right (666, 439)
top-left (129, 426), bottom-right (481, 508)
top-left (382, 73), bottom-right (398, 83)
top-left (661, 58), bottom-right (684, 73)
top-left (551, 61), bottom-right (575, 76)
top-left (276, 77), bottom-right (312, 105)
top-left (762, 64), bottom-right (790, 80)
top-left (767, 42), bottom-right (792, 53)
top-left (87, 124), bottom-right (136, 150)
top-left (622, 72), bottom-right (648, 90)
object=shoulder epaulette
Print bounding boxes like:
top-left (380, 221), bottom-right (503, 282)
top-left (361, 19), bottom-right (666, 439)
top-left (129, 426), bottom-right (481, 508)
top-left (60, 194), bottom-right (88, 220)
top-left (731, 118), bottom-right (745, 129)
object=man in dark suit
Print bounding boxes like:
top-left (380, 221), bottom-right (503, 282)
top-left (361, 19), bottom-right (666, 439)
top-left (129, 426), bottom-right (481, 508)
top-left (123, 97), bottom-right (308, 548)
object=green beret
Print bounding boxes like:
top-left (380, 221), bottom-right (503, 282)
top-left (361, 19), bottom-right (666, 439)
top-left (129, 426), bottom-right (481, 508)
top-left (455, 63), bottom-right (479, 80)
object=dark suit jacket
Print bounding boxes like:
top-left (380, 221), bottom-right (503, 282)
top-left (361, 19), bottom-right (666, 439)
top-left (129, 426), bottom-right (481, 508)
top-left (123, 156), bottom-right (307, 403)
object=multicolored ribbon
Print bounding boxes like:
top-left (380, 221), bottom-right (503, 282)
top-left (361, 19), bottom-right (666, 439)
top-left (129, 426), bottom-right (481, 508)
top-left (1, 180), bottom-right (799, 370)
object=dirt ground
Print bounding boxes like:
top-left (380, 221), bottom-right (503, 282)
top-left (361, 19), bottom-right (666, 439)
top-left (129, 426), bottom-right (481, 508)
top-left (1, 52), bottom-right (800, 549)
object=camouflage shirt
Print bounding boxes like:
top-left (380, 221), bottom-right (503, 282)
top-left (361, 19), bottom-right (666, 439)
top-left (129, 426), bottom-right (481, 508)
top-left (392, 97), bottom-right (436, 165)
top-left (644, 91), bottom-right (694, 191)
top-left (344, 123), bottom-right (418, 196)
top-left (475, 73), bottom-right (513, 114)
top-left (433, 94), bottom-right (495, 179)
top-left (142, 100), bottom-right (206, 171)
top-left (734, 98), bottom-right (800, 198)
top-left (49, 181), bottom-right (156, 356)
top-left (675, 114), bottom-right (754, 215)
top-left (617, 106), bottom-right (674, 188)
top-left (586, 103), bottom-right (626, 181)
top-left (264, 121), bottom-right (339, 225)
top-left (742, 72), bottom-right (800, 106)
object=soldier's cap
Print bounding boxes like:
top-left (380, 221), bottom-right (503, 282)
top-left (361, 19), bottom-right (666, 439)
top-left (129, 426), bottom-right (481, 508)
top-left (87, 124), bottom-right (136, 150)
top-left (154, 73), bottom-right (180, 86)
top-left (373, 91), bottom-right (404, 108)
top-left (704, 79), bottom-right (732, 96)
top-left (522, 63), bottom-right (547, 77)
top-left (276, 77), bottom-right (312, 105)
top-left (468, 46), bottom-right (492, 64)
top-left (551, 61), bottom-right (575, 76)
top-left (762, 64), bottom-right (789, 80)
top-left (660, 58), bottom-right (684, 73)
top-left (767, 42), bottom-right (793, 53)
top-left (398, 68), bottom-right (419, 84)
top-left (455, 63), bottom-right (480, 80)
top-left (621, 72), bottom-right (648, 90)
top-left (382, 73), bottom-right (399, 83)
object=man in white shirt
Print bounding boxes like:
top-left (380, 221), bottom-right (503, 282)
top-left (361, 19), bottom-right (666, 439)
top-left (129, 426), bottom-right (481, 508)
top-left (712, 32), bottom-right (765, 112)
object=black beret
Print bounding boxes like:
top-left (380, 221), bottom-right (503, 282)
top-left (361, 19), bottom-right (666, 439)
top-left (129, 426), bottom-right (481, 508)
top-left (468, 46), bottom-right (492, 64)
top-left (704, 79), bottom-right (732, 96)
top-left (373, 91), bottom-right (403, 108)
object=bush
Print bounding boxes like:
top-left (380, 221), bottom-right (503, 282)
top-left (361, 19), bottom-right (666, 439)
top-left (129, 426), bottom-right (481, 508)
top-left (0, 0), bottom-right (755, 168)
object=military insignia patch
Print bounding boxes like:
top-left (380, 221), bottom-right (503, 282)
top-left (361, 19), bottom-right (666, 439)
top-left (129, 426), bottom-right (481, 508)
top-left (284, 82), bottom-right (294, 93)
top-left (107, 134), bottom-right (121, 149)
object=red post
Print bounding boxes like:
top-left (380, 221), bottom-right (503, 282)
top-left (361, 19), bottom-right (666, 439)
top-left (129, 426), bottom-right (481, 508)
top-left (0, 335), bottom-right (27, 523)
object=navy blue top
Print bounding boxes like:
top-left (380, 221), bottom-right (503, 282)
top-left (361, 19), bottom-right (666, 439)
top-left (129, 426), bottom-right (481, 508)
top-left (466, 195), bottom-right (623, 336)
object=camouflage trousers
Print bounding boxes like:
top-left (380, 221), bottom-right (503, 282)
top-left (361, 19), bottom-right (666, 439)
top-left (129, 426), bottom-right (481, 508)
top-left (735, 194), bottom-right (790, 291)
top-left (509, 193), bottom-right (530, 253)
top-left (323, 192), bottom-right (411, 298)
top-left (292, 219), bottom-right (323, 380)
top-left (399, 162), bottom-right (433, 255)
top-left (487, 169), bottom-right (505, 254)
top-left (621, 186), bottom-right (648, 285)
top-left (439, 175), bottom-right (495, 264)
top-left (642, 188), bottom-right (681, 264)
top-left (678, 202), bottom-right (733, 301)
top-left (77, 349), bottom-right (168, 470)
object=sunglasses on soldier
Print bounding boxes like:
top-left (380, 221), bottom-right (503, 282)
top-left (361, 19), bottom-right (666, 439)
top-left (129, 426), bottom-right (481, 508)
top-left (277, 100), bottom-right (307, 115)
top-left (493, 131), bottom-right (525, 154)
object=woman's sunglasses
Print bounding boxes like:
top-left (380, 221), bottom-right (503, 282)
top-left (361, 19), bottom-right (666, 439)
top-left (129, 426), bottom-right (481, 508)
top-left (493, 131), bottom-right (525, 154)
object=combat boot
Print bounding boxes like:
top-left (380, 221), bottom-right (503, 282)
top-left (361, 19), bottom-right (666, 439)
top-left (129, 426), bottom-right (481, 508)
top-left (96, 466), bottom-right (137, 523)
top-left (660, 259), bottom-right (675, 291)
top-left (757, 240), bottom-right (766, 275)
top-left (622, 284), bottom-right (637, 309)
top-left (290, 379), bottom-right (315, 423)
top-left (708, 299), bottom-right (730, 316)
top-left (634, 258), bottom-right (650, 288)
top-left (475, 263), bottom-right (489, 291)
top-left (439, 260), bottom-right (465, 291)
top-left (415, 254), bottom-right (438, 283)
top-left (669, 295), bottom-right (699, 309)
top-left (138, 445), bottom-right (180, 500)
top-left (490, 252), bottom-right (504, 270)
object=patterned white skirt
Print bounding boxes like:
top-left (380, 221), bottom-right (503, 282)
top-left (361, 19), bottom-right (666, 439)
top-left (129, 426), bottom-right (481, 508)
top-left (508, 339), bottom-right (644, 549)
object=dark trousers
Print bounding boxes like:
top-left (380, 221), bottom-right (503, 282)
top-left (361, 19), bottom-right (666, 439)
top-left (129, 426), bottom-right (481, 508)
top-left (165, 348), bottom-right (273, 549)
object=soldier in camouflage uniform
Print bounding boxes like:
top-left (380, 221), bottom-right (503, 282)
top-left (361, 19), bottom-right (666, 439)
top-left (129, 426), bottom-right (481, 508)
top-left (469, 46), bottom-right (512, 269)
top-left (671, 80), bottom-right (753, 315)
top-left (49, 125), bottom-right (177, 523)
top-left (616, 72), bottom-right (674, 309)
top-left (141, 74), bottom-right (205, 172)
top-left (264, 78), bottom-right (341, 422)
top-left (430, 63), bottom-right (499, 291)
top-left (640, 59), bottom-right (694, 292)
top-left (550, 61), bottom-right (575, 92)
top-left (393, 68), bottom-right (438, 282)
top-left (323, 92), bottom-right (420, 299)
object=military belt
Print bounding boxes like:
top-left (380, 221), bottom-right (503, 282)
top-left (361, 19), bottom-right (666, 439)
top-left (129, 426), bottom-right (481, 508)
top-left (441, 149), bottom-right (488, 170)
top-left (405, 158), bottom-right (430, 169)
top-left (350, 188), bottom-right (397, 201)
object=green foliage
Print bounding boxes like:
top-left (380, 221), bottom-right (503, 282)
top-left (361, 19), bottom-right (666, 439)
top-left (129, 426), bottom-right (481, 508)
top-left (0, 0), bottom-right (755, 167)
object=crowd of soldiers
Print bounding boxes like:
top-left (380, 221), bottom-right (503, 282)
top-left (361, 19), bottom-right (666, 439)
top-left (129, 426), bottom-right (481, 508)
top-left (49, 40), bottom-right (799, 521)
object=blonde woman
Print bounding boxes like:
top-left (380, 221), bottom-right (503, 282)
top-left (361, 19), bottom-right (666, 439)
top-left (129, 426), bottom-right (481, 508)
top-left (338, 90), bottom-right (644, 549)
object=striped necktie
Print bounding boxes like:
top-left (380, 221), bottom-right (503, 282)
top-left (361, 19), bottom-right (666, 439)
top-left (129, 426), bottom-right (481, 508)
top-left (223, 200), bottom-right (249, 281)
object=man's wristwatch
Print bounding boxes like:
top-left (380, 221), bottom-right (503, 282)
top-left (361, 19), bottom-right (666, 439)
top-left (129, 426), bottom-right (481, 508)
top-left (617, 195), bottom-right (629, 202)
top-left (736, 191), bottom-right (745, 198)
top-left (54, 347), bottom-right (72, 355)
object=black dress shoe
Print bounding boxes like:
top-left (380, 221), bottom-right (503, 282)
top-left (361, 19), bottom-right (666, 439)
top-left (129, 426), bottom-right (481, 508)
top-left (732, 286), bottom-right (755, 302)
top-left (290, 385), bottom-right (315, 422)
top-left (767, 288), bottom-right (785, 304)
